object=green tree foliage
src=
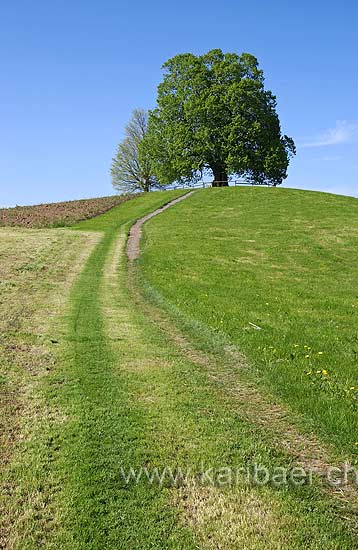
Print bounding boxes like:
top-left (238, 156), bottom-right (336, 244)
top-left (111, 109), bottom-right (158, 193)
top-left (143, 49), bottom-right (296, 187)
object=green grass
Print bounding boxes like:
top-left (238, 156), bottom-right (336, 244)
top-left (0, 227), bottom-right (100, 547)
top-left (43, 189), bottom-right (358, 548)
top-left (2, 188), bottom-right (358, 548)
top-left (71, 190), bottom-right (181, 232)
top-left (140, 187), bottom-right (358, 461)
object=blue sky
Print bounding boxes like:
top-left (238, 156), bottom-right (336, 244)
top-left (1, 0), bottom-right (357, 206)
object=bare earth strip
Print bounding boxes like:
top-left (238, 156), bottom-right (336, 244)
top-left (127, 191), bottom-right (195, 260)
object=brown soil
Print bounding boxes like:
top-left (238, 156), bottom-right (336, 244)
top-left (0, 195), bottom-right (134, 228)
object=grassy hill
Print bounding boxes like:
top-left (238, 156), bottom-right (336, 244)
top-left (140, 187), bottom-right (358, 459)
top-left (1, 187), bottom-right (358, 548)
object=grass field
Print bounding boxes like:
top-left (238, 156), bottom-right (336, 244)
top-left (140, 187), bottom-right (358, 460)
top-left (1, 187), bottom-right (358, 548)
top-left (0, 227), bottom-right (100, 547)
top-left (0, 195), bottom-right (133, 228)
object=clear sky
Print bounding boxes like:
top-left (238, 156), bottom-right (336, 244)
top-left (1, 0), bottom-right (357, 206)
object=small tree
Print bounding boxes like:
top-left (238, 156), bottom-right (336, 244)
top-left (111, 109), bottom-right (157, 193)
top-left (144, 49), bottom-right (296, 187)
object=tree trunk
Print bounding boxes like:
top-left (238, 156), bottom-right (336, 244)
top-left (212, 167), bottom-right (228, 187)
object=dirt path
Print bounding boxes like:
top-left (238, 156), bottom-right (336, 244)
top-left (126, 191), bottom-right (195, 260)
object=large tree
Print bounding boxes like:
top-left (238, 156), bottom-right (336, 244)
top-left (143, 49), bottom-right (295, 187)
top-left (111, 109), bottom-right (158, 193)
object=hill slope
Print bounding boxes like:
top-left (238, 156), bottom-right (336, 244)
top-left (140, 187), bottom-right (358, 459)
top-left (2, 188), bottom-right (358, 548)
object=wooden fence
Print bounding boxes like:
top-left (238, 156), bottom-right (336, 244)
top-left (161, 180), bottom-right (272, 190)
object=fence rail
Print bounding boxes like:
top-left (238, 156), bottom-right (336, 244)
top-left (162, 180), bottom-right (273, 190)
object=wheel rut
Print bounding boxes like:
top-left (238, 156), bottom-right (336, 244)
top-left (126, 191), bottom-right (195, 260)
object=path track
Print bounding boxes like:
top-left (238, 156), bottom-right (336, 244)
top-left (90, 193), bottom-right (358, 547)
top-left (126, 191), bottom-right (195, 260)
